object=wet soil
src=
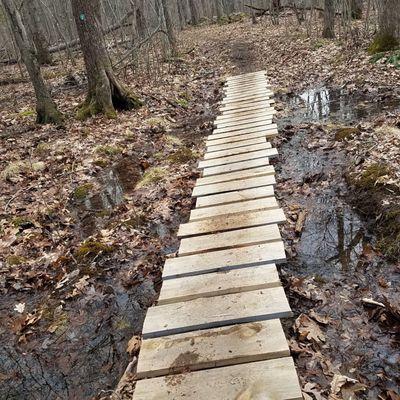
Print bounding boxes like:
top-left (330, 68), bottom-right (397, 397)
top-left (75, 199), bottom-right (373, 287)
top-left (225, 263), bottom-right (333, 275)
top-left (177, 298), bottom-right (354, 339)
top-left (274, 88), bottom-right (400, 398)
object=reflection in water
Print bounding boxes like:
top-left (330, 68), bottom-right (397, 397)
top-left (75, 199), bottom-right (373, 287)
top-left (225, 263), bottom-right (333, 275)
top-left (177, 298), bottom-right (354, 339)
top-left (280, 86), bottom-right (400, 124)
top-left (72, 158), bottom-right (142, 238)
top-left (298, 200), bottom-right (365, 274)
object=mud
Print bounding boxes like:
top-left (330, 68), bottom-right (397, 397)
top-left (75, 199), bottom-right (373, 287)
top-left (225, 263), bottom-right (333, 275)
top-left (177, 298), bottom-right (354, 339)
top-left (275, 86), bottom-right (400, 398)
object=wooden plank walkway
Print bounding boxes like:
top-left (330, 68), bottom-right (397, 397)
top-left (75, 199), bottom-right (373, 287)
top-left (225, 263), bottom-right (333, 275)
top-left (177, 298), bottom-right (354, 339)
top-left (133, 71), bottom-right (302, 399)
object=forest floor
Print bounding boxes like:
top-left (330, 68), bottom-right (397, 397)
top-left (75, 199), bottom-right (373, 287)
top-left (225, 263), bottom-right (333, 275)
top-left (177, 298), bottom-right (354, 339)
top-left (1, 15), bottom-right (400, 400)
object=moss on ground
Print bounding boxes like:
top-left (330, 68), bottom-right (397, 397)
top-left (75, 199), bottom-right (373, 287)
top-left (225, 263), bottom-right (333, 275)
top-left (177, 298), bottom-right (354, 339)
top-left (6, 255), bottom-right (27, 266)
top-left (167, 147), bottom-right (198, 164)
top-left (74, 183), bottom-right (93, 200)
top-left (349, 163), bottom-right (400, 261)
top-left (368, 34), bottom-right (399, 54)
top-left (334, 127), bottom-right (360, 141)
top-left (75, 240), bottom-right (113, 260)
top-left (136, 167), bottom-right (166, 188)
top-left (95, 145), bottom-right (123, 157)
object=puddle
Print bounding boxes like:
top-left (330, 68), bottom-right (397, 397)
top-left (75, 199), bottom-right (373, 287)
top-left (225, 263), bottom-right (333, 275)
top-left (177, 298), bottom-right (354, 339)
top-left (275, 87), bottom-right (400, 397)
top-left (279, 86), bottom-right (400, 125)
top-left (72, 158), bottom-right (143, 238)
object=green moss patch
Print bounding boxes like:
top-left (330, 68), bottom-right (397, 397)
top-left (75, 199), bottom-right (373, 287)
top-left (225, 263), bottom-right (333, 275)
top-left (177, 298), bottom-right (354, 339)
top-left (167, 147), bottom-right (198, 164)
top-left (334, 127), bottom-right (360, 141)
top-left (95, 145), bottom-right (123, 157)
top-left (74, 183), bottom-right (93, 200)
top-left (6, 255), bottom-right (27, 266)
top-left (368, 34), bottom-right (399, 55)
top-left (136, 167), bottom-right (167, 188)
top-left (75, 240), bottom-right (113, 260)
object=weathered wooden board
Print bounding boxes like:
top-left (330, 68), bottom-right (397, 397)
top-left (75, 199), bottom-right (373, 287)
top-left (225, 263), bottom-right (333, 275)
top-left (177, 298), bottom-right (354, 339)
top-left (142, 286), bottom-right (292, 338)
top-left (225, 84), bottom-right (271, 94)
top-left (221, 101), bottom-right (275, 114)
top-left (163, 241), bottom-right (286, 279)
top-left (206, 130), bottom-right (275, 146)
top-left (221, 99), bottom-right (275, 113)
top-left (202, 157), bottom-right (270, 177)
top-left (134, 357), bottom-right (302, 400)
top-left (210, 124), bottom-right (278, 141)
top-left (198, 148), bottom-right (279, 169)
top-left (213, 122), bottom-right (275, 136)
top-left (226, 71), bottom-right (266, 80)
top-left (215, 109), bottom-right (275, 124)
top-left (225, 77), bottom-right (268, 86)
top-left (196, 185), bottom-right (275, 207)
top-left (180, 208), bottom-right (284, 237)
top-left (222, 94), bottom-right (272, 105)
top-left (189, 199), bottom-right (283, 223)
top-left (192, 174), bottom-right (276, 197)
top-left (178, 224), bottom-right (281, 256)
top-left (196, 165), bottom-right (274, 187)
top-left (207, 136), bottom-right (267, 152)
top-left (215, 113), bottom-right (275, 129)
top-left (203, 142), bottom-right (271, 160)
top-left (136, 320), bottom-right (289, 379)
top-left (157, 264), bottom-right (281, 305)
top-left (224, 89), bottom-right (273, 100)
top-left (218, 103), bottom-right (274, 118)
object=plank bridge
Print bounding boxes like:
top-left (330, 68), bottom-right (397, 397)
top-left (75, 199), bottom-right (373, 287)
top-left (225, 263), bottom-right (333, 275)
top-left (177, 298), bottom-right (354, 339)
top-left (133, 71), bottom-right (302, 399)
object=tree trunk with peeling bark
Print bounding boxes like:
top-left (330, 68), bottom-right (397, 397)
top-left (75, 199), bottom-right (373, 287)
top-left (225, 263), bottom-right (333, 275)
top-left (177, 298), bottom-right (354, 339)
top-left (1, 0), bottom-right (62, 124)
top-left (71, 0), bottom-right (142, 120)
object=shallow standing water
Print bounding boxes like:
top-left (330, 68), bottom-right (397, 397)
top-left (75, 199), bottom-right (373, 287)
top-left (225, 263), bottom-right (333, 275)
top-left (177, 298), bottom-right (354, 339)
top-left (275, 86), bottom-right (400, 398)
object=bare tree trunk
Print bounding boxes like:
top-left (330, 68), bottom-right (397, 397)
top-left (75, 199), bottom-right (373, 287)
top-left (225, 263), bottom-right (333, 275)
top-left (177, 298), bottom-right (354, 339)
top-left (369, 0), bottom-right (399, 53)
top-left (188, 0), bottom-right (200, 25)
top-left (323, 0), bottom-right (335, 38)
top-left (350, 0), bottom-right (362, 19)
top-left (1, 0), bottom-right (62, 124)
top-left (23, 0), bottom-right (53, 65)
top-left (161, 0), bottom-right (178, 55)
top-left (71, 0), bottom-right (142, 119)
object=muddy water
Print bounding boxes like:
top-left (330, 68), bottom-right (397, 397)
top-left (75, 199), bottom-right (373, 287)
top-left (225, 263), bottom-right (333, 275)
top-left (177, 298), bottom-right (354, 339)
top-left (275, 87), bottom-right (400, 398)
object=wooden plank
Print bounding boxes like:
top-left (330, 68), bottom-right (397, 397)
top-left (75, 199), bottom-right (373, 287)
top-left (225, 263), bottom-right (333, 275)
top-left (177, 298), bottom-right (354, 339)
top-left (178, 224), bottom-right (281, 256)
top-left (204, 143), bottom-right (272, 161)
top-left (163, 241), bottom-right (286, 279)
top-left (215, 113), bottom-right (275, 128)
top-left (209, 124), bottom-right (278, 141)
top-left (196, 166), bottom-right (274, 187)
top-left (226, 71), bottom-right (266, 80)
top-left (225, 84), bottom-right (271, 93)
top-left (224, 89), bottom-right (272, 99)
top-left (222, 94), bottom-right (272, 105)
top-left (196, 186), bottom-right (275, 207)
top-left (213, 121), bottom-right (275, 136)
top-left (214, 118), bottom-right (274, 134)
top-left (221, 99), bottom-right (275, 113)
top-left (192, 175), bottom-right (276, 197)
top-left (142, 286), bottom-right (292, 338)
top-left (215, 109), bottom-right (275, 123)
top-left (180, 208), bottom-right (285, 237)
top-left (218, 104), bottom-right (275, 119)
top-left (225, 76), bottom-right (268, 86)
top-left (206, 130), bottom-right (276, 146)
top-left (136, 320), bottom-right (289, 379)
top-left (202, 157), bottom-right (270, 177)
top-left (206, 137), bottom-right (268, 153)
top-left (219, 99), bottom-right (275, 116)
top-left (134, 357), bottom-right (302, 400)
top-left (158, 264), bottom-right (281, 305)
top-left (198, 148), bottom-right (279, 169)
top-left (189, 199), bottom-right (283, 222)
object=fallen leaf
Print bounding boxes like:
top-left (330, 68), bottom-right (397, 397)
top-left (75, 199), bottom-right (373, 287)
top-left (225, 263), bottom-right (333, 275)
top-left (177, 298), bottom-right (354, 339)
top-left (127, 335), bottom-right (141, 355)
top-left (295, 314), bottom-right (326, 343)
